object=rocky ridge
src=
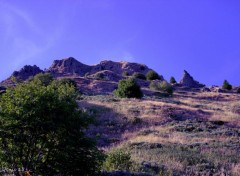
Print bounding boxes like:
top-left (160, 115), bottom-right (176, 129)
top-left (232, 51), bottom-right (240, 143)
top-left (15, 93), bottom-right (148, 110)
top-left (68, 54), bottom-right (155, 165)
top-left (1, 57), bottom-right (229, 95)
top-left (12, 65), bottom-right (43, 81)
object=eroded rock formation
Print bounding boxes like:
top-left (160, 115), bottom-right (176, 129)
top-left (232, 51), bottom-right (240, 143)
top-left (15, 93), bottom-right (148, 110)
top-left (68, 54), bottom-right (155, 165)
top-left (179, 70), bottom-right (205, 88)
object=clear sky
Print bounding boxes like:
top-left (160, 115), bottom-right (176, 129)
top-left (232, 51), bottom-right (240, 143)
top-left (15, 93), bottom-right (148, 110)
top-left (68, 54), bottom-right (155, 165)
top-left (0, 0), bottom-right (240, 86)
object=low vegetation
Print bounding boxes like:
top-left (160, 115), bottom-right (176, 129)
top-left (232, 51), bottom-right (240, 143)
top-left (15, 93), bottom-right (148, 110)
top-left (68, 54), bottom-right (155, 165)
top-left (114, 78), bottom-right (143, 99)
top-left (146, 70), bottom-right (160, 80)
top-left (222, 80), bottom-right (232, 90)
top-left (150, 80), bottom-right (173, 95)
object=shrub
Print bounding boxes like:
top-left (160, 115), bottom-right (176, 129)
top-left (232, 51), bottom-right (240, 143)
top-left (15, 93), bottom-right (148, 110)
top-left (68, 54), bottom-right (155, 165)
top-left (237, 88), bottom-right (240, 93)
top-left (95, 72), bottom-right (105, 80)
top-left (133, 72), bottom-right (146, 80)
top-left (122, 71), bottom-right (129, 77)
top-left (146, 70), bottom-right (160, 80)
top-left (57, 78), bottom-right (77, 89)
top-left (103, 149), bottom-right (132, 171)
top-left (170, 76), bottom-right (177, 84)
top-left (222, 80), bottom-right (232, 90)
top-left (150, 80), bottom-right (173, 95)
top-left (114, 78), bottom-right (143, 98)
top-left (33, 73), bottom-right (53, 86)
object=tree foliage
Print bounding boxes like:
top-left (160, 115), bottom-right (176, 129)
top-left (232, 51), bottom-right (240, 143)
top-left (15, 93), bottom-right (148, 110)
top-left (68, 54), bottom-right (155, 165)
top-left (222, 80), bottom-right (232, 90)
top-left (114, 78), bottom-right (143, 99)
top-left (146, 70), bottom-right (160, 80)
top-left (170, 76), bottom-right (177, 84)
top-left (0, 75), bottom-right (104, 175)
top-left (150, 80), bottom-right (173, 95)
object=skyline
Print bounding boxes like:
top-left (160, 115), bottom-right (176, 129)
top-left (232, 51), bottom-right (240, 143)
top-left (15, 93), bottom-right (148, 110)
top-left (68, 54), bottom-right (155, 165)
top-left (1, 0), bottom-right (240, 85)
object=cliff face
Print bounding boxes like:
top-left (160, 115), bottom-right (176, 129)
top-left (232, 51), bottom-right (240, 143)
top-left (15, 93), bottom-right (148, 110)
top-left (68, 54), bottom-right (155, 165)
top-left (47, 57), bottom-right (92, 76)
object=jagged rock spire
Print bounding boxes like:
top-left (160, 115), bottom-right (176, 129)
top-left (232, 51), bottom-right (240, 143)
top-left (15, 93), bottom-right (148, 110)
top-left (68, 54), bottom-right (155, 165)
top-left (179, 70), bottom-right (205, 88)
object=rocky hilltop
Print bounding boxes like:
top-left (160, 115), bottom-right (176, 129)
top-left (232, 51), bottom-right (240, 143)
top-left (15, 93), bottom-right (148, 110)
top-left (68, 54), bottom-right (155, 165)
top-left (2, 57), bottom-right (234, 95)
top-left (48, 57), bottom-right (92, 76)
top-left (12, 65), bottom-right (43, 80)
top-left (47, 57), bottom-right (151, 77)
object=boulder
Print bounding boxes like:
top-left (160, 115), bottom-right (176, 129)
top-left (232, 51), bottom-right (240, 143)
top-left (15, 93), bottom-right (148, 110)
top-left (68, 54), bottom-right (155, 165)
top-left (12, 65), bottom-right (43, 80)
top-left (179, 70), bottom-right (205, 88)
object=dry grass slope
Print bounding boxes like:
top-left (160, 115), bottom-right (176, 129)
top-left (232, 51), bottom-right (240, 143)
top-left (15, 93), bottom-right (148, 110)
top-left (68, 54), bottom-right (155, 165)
top-left (79, 90), bottom-right (240, 175)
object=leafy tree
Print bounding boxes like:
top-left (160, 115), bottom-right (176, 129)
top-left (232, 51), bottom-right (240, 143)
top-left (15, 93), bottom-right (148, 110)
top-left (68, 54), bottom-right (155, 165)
top-left (57, 78), bottom-right (78, 89)
top-left (222, 80), bottom-right (232, 90)
top-left (150, 80), bottom-right (173, 95)
top-left (132, 72), bottom-right (146, 80)
top-left (0, 76), bottom-right (104, 175)
top-left (103, 149), bottom-right (132, 171)
top-left (170, 76), bottom-right (177, 84)
top-left (146, 70), bottom-right (160, 80)
top-left (32, 73), bottom-right (53, 86)
top-left (114, 78), bottom-right (143, 98)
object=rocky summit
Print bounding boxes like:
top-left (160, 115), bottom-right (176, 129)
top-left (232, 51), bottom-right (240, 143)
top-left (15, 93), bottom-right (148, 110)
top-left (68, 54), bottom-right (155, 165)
top-left (179, 70), bottom-right (205, 88)
top-left (47, 57), bottom-right (92, 76)
top-left (12, 65), bottom-right (43, 81)
top-left (2, 57), bottom-right (237, 95)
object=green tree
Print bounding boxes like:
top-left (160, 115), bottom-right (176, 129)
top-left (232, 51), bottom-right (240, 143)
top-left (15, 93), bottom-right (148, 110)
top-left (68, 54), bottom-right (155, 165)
top-left (0, 77), bottom-right (104, 175)
top-left (146, 70), bottom-right (160, 80)
top-left (114, 78), bottom-right (143, 98)
top-left (56, 78), bottom-right (78, 89)
top-left (170, 76), bottom-right (177, 84)
top-left (32, 73), bottom-right (53, 86)
top-left (222, 80), bottom-right (232, 90)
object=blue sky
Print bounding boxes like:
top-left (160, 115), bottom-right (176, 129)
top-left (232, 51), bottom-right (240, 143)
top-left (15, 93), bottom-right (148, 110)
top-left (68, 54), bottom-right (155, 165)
top-left (0, 0), bottom-right (240, 86)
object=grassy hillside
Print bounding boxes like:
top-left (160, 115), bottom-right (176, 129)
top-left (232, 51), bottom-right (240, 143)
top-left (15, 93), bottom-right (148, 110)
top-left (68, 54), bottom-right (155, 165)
top-left (79, 90), bottom-right (240, 175)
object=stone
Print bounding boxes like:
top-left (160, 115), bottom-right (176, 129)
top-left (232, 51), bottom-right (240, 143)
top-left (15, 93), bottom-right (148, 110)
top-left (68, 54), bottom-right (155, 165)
top-left (12, 65), bottom-right (43, 80)
top-left (179, 70), bottom-right (205, 88)
top-left (48, 57), bottom-right (92, 76)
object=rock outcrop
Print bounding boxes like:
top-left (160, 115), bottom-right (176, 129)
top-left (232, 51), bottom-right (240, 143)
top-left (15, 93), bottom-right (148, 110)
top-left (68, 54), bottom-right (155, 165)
top-left (47, 58), bottom-right (153, 79)
top-left (91, 60), bottom-right (151, 75)
top-left (48, 57), bottom-right (92, 76)
top-left (12, 65), bottom-right (43, 80)
top-left (179, 70), bottom-right (205, 88)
